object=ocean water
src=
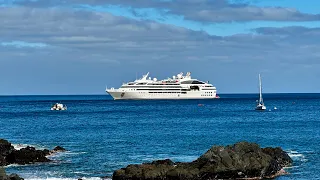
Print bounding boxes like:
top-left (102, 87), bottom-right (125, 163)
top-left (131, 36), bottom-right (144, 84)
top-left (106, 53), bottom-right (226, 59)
top-left (0, 94), bottom-right (319, 180)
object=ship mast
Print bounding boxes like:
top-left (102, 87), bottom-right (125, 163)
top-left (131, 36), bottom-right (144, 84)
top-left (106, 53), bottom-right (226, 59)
top-left (259, 74), bottom-right (263, 104)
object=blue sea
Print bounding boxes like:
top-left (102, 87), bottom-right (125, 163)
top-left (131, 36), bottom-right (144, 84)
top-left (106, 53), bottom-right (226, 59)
top-left (0, 94), bottom-right (319, 180)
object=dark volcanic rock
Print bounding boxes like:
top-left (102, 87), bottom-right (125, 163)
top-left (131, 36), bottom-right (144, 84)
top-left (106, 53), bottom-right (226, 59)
top-left (52, 146), bottom-right (66, 153)
top-left (0, 139), bottom-right (14, 156)
top-left (0, 139), bottom-right (65, 180)
top-left (0, 139), bottom-right (15, 166)
top-left (0, 139), bottom-right (65, 166)
top-left (6, 146), bottom-right (50, 165)
top-left (112, 142), bottom-right (292, 180)
top-left (262, 147), bottom-right (293, 167)
top-left (0, 167), bottom-right (24, 180)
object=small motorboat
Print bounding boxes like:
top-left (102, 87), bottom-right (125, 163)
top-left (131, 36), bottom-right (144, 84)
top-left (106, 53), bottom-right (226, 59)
top-left (51, 103), bottom-right (67, 111)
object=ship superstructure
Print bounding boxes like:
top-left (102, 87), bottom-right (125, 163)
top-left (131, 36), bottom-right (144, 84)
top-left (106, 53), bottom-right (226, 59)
top-left (106, 72), bottom-right (217, 100)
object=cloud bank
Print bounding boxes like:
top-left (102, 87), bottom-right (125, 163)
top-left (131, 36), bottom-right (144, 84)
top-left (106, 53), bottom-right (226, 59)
top-left (1, 1), bottom-right (320, 94)
top-left (15, 0), bottom-right (320, 22)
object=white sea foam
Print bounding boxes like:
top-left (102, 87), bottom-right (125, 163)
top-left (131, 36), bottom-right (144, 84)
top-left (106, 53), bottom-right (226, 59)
top-left (287, 150), bottom-right (308, 162)
top-left (4, 163), bottom-right (27, 168)
top-left (288, 154), bottom-right (304, 158)
top-left (12, 143), bottom-right (46, 150)
top-left (24, 178), bottom-right (106, 180)
top-left (73, 171), bottom-right (91, 175)
top-left (63, 152), bottom-right (88, 155)
top-left (47, 151), bottom-right (87, 160)
top-left (288, 150), bottom-right (298, 154)
top-left (283, 165), bottom-right (299, 169)
top-left (21, 173), bottom-right (107, 180)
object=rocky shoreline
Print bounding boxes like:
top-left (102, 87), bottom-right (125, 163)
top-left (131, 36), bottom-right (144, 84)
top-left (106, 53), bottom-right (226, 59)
top-left (112, 142), bottom-right (292, 180)
top-left (1, 139), bottom-right (293, 180)
top-left (0, 139), bottom-right (66, 180)
top-left (0, 139), bottom-right (66, 166)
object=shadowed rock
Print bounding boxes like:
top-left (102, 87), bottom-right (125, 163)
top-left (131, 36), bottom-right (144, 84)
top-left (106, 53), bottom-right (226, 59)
top-left (262, 147), bottom-right (293, 167)
top-left (0, 139), bottom-right (66, 166)
top-left (0, 140), bottom-right (15, 166)
top-left (6, 146), bottom-right (50, 165)
top-left (52, 146), bottom-right (66, 153)
top-left (112, 142), bottom-right (292, 180)
top-left (0, 139), bottom-right (67, 180)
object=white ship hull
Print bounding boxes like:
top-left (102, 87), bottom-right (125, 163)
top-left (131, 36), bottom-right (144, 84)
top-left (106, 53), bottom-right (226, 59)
top-left (106, 72), bottom-right (218, 100)
top-left (107, 90), bottom-right (217, 100)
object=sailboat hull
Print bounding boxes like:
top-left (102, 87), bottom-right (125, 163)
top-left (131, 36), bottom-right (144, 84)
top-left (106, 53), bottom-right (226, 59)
top-left (255, 74), bottom-right (266, 111)
top-left (255, 105), bottom-right (266, 111)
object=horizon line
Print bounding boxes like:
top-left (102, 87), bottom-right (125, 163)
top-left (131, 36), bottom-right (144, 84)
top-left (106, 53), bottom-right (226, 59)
top-left (1, 92), bottom-right (320, 96)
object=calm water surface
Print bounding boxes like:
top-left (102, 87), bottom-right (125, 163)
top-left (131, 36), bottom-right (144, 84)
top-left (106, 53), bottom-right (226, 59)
top-left (0, 94), bottom-right (319, 180)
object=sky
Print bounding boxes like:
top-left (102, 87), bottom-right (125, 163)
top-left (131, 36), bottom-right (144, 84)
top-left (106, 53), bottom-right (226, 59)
top-left (1, 0), bottom-right (320, 95)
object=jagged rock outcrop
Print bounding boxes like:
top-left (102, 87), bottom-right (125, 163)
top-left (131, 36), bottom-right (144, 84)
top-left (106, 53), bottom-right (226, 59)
top-left (6, 146), bottom-right (50, 165)
top-left (0, 140), bottom-right (14, 166)
top-left (52, 146), bottom-right (66, 153)
top-left (0, 139), bottom-right (66, 166)
top-left (113, 142), bottom-right (292, 180)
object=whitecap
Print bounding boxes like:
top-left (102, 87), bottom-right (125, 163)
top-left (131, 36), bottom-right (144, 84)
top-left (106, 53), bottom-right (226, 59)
top-left (12, 143), bottom-right (46, 150)
top-left (283, 165), bottom-right (299, 169)
top-left (288, 150), bottom-right (298, 154)
top-left (4, 163), bottom-right (28, 168)
top-left (73, 171), bottom-right (91, 175)
top-left (24, 178), bottom-right (104, 180)
top-left (287, 150), bottom-right (308, 162)
top-left (47, 151), bottom-right (87, 160)
top-left (288, 153), bottom-right (304, 158)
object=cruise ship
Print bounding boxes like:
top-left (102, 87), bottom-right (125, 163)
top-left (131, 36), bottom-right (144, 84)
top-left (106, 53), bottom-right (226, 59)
top-left (106, 72), bottom-right (218, 100)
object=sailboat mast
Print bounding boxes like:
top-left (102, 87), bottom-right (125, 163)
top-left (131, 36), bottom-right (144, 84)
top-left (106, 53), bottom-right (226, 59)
top-left (259, 74), bottom-right (263, 103)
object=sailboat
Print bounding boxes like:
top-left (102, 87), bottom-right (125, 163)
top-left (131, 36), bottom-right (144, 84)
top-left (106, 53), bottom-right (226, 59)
top-left (255, 74), bottom-right (266, 111)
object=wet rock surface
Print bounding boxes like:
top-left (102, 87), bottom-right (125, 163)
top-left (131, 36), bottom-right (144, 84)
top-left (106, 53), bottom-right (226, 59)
top-left (0, 139), bottom-right (66, 166)
top-left (0, 139), bottom-right (67, 180)
top-left (52, 146), bottom-right (66, 153)
top-left (113, 142), bottom-right (292, 180)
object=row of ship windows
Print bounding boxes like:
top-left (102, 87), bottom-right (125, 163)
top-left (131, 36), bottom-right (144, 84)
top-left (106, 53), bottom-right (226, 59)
top-left (147, 92), bottom-right (187, 94)
top-left (122, 86), bottom-right (214, 88)
top-left (126, 89), bottom-right (216, 91)
top-left (137, 92), bottom-right (214, 96)
top-left (127, 84), bottom-right (181, 86)
top-left (136, 92), bottom-right (215, 95)
top-left (127, 81), bottom-right (207, 85)
top-left (123, 86), bottom-right (182, 88)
